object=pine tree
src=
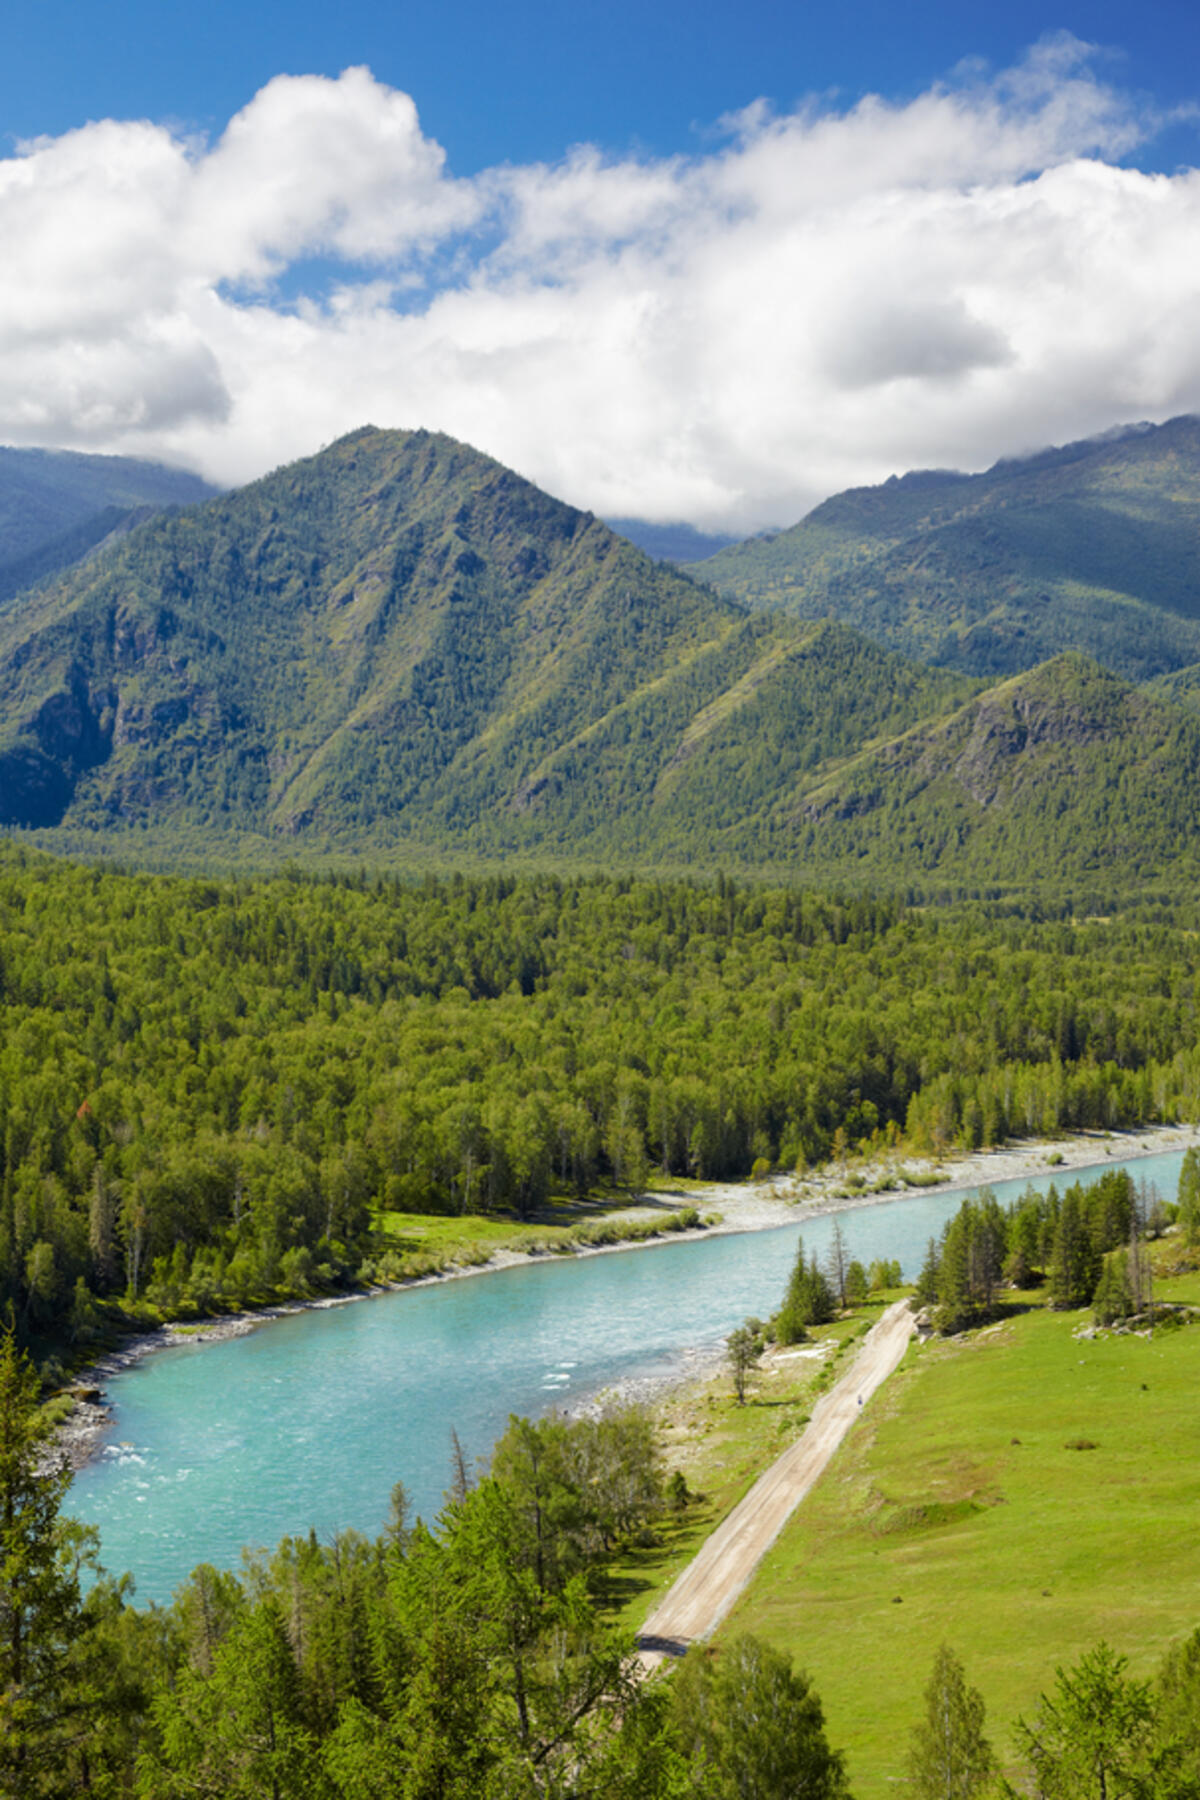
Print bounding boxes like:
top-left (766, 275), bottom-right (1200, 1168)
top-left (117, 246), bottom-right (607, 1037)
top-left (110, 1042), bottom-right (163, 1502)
top-left (907, 1644), bottom-right (993, 1800)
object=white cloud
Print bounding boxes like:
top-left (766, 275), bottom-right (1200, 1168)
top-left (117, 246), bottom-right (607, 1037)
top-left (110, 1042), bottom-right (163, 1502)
top-left (0, 41), bottom-right (1198, 529)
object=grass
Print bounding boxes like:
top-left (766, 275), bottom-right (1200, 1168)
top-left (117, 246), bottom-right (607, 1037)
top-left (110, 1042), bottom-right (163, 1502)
top-left (371, 1198), bottom-right (707, 1277)
top-left (719, 1273), bottom-right (1200, 1798)
top-left (597, 1305), bottom-right (894, 1629)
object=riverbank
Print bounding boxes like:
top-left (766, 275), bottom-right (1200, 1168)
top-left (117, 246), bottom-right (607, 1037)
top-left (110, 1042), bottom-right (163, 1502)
top-left (555, 1121), bottom-right (1195, 1415)
top-left (635, 1120), bottom-right (1195, 1242)
top-left (50, 1122), bottom-right (1194, 1472)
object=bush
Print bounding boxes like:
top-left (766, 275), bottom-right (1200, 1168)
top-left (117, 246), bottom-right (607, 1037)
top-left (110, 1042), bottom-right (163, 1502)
top-left (667, 1469), bottom-right (690, 1511)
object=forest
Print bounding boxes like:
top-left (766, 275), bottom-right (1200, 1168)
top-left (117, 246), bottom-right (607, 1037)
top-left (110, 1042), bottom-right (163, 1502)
top-left (4, 841), bottom-right (1200, 1355)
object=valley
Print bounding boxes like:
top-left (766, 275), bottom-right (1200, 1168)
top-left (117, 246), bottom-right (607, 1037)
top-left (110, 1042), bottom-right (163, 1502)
top-left (4, 420), bottom-right (1200, 1794)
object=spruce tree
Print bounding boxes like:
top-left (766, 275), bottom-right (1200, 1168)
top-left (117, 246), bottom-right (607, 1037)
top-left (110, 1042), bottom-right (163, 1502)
top-left (935, 1205), bottom-right (976, 1333)
top-left (779, 1238), bottom-right (836, 1342)
top-left (915, 1238), bottom-right (941, 1309)
top-left (1092, 1250), bottom-right (1134, 1327)
top-left (1049, 1188), bottom-right (1098, 1310)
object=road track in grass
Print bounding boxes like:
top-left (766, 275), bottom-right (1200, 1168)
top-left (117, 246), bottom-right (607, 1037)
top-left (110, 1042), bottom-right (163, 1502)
top-left (637, 1299), bottom-right (916, 1668)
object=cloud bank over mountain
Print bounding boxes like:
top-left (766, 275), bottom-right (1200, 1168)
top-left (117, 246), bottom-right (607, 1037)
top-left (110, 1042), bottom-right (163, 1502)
top-left (2, 38), bottom-right (1199, 529)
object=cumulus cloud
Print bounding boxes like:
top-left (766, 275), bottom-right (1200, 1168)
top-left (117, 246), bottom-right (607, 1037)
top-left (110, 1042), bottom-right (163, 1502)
top-left (1, 41), bottom-right (1199, 528)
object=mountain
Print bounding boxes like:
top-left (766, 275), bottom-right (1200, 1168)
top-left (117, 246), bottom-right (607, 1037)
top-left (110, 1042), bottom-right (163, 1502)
top-left (0, 425), bottom-right (976, 858)
top-left (605, 518), bottom-right (737, 562)
top-left (0, 445), bottom-right (218, 605)
top-left (690, 416), bottom-right (1200, 682)
top-left (7, 423), bottom-right (1200, 891)
top-left (1147, 660), bottom-right (1200, 716)
top-left (786, 654), bottom-right (1200, 882)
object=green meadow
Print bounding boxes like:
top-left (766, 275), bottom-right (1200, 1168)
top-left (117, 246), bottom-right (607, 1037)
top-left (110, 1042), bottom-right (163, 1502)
top-left (722, 1274), bottom-right (1200, 1796)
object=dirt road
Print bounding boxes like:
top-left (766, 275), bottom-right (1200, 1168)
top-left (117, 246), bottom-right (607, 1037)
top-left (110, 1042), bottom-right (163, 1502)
top-left (638, 1300), bottom-right (916, 1665)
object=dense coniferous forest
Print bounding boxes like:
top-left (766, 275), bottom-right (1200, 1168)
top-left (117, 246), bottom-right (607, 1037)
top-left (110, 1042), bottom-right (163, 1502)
top-left (4, 842), bottom-right (1200, 1352)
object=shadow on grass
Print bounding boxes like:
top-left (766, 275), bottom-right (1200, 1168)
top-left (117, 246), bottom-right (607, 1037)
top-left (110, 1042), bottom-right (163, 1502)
top-left (593, 1507), bottom-right (719, 1615)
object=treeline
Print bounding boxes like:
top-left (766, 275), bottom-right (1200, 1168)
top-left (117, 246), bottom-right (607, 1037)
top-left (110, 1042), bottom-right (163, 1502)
top-left (914, 1168), bottom-right (1176, 1332)
top-left (5, 845), bottom-right (1200, 1345)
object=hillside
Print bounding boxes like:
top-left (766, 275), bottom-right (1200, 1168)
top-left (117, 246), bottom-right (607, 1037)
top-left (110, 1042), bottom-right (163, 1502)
top-left (0, 444), bottom-right (217, 605)
top-left (691, 416), bottom-right (1200, 681)
top-left (0, 426), bottom-right (971, 858)
top-left (7, 426), bottom-right (1200, 887)
top-left (787, 654), bottom-right (1200, 881)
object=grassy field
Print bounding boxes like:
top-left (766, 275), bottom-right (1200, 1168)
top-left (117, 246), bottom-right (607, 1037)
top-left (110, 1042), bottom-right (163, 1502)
top-left (714, 1272), bottom-right (1200, 1797)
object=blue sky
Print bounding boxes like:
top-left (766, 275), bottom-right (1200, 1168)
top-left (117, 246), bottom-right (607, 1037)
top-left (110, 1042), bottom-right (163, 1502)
top-left (2, 4), bottom-right (1200, 525)
top-left (8, 0), bottom-right (1199, 170)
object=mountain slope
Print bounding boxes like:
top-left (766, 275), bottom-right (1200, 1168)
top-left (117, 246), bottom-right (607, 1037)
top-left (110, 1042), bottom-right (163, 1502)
top-left (0, 428), bottom-right (748, 833)
top-left (787, 654), bottom-right (1200, 880)
top-left (605, 518), bottom-right (737, 562)
top-left (0, 445), bottom-right (217, 604)
top-left (691, 417), bottom-right (1200, 681)
top-left (8, 426), bottom-right (1200, 890)
top-left (0, 426), bottom-right (979, 857)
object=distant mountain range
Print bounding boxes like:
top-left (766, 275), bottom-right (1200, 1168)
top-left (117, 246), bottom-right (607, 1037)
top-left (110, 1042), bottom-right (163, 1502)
top-left (604, 518), bottom-right (737, 563)
top-left (691, 416), bottom-right (1200, 682)
top-left (4, 423), bottom-right (1200, 888)
top-left (0, 445), bottom-right (217, 606)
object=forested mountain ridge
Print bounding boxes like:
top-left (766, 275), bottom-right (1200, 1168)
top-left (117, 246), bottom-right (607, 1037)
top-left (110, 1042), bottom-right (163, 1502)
top-left (0, 426), bottom-right (975, 857)
top-left (7, 423), bottom-right (1200, 886)
top-left (788, 654), bottom-right (1200, 881)
top-left (691, 416), bottom-right (1200, 681)
top-left (0, 427), bottom-right (744, 833)
top-left (0, 444), bottom-right (217, 606)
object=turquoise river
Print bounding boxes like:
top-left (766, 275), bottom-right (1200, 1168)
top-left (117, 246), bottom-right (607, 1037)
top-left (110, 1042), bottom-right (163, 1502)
top-left (71, 1146), bottom-right (1186, 1604)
